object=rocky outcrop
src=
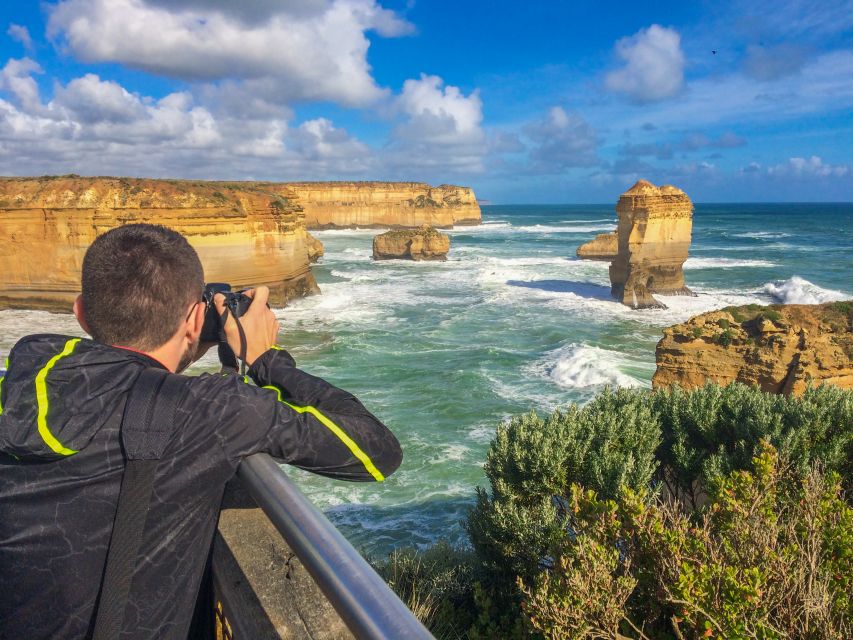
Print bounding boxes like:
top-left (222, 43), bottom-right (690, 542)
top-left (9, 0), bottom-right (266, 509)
top-left (372, 225), bottom-right (450, 261)
top-left (277, 182), bottom-right (481, 229)
top-left (653, 301), bottom-right (853, 395)
top-left (609, 180), bottom-right (694, 309)
top-left (576, 231), bottom-right (618, 260)
top-left (305, 232), bottom-right (324, 263)
top-left (0, 176), bottom-right (319, 311)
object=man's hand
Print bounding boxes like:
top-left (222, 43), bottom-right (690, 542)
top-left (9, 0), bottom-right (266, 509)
top-left (213, 286), bottom-right (280, 366)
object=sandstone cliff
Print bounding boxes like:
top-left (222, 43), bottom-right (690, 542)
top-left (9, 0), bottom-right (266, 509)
top-left (609, 180), bottom-right (693, 309)
top-left (276, 182), bottom-right (481, 229)
top-left (372, 225), bottom-right (450, 261)
top-left (576, 231), bottom-right (617, 260)
top-left (653, 301), bottom-right (853, 395)
top-left (0, 176), bottom-right (319, 311)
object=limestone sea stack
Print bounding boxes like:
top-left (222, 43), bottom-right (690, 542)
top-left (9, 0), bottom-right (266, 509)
top-left (576, 231), bottom-right (618, 260)
top-left (305, 232), bottom-right (324, 263)
top-left (653, 301), bottom-right (853, 395)
top-left (278, 182), bottom-right (481, 229)
top-left (372, 226), bottom-right (450, 261)
top-left (609, 180), bottom-right (694, 309)
top-left (0, 176), bottom-right (319, 311)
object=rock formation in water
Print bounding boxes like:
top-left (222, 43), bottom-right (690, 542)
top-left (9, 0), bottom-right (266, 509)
top-left (609, 180), bottom-right (694, 309)
top-left (653, 301), bottom-right (853, 395)
top-left (305, 232), bottom-right (324, 263)
top-left (0, 176), bottom-right (319, 311)
top-left (278, 182), bottom-right (481, 229)
top-left (576, 231), bottom-right (618, 260)
top-left (372, 225), bottom-right (451, 261)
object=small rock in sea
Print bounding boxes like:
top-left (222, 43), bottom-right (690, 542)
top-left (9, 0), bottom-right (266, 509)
top-left (372, 225), bottom-right (451, 261)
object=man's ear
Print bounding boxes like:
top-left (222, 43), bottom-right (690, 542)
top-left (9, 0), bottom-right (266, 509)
top-left (72, 294), bottom-right (92, 336)
top-left (189, 301), bottom-right (206, 339)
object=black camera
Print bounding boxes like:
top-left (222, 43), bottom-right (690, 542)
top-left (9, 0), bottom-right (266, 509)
top-left (199, 282), bottom-right (253, 343)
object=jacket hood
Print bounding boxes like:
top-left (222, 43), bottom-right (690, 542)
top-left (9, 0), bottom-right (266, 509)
top-left (0, 334), bottom-right (163, 461)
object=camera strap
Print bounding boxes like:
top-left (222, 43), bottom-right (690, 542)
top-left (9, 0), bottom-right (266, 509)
top-left (219, 307), bottom-right (249, 376)
top-left (92, 367), bottom-right (185, 640)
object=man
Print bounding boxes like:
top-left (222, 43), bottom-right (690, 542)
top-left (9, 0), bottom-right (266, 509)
top-left (0, 223), bottom-right (402, 638)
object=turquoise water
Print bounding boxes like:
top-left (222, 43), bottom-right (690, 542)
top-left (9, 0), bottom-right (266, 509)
top-left (1, 203), bottom-right (850, 555)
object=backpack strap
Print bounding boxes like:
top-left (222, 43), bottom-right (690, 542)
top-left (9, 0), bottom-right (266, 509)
top-left (92, 368), bottom-right (185, 640)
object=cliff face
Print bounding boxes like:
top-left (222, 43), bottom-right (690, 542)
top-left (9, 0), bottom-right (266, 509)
top-left (653, 301), bottom-right (853, 395)
top-left (0, 176), bottom-right (318, 311)
top-left (276, 182), bottom-right (481, 229)
top-left (609, 180), bottom-right (694, 309)
top-left (372, 225), bottom-right (451, 261)
top-left (576, 231), bottom-right (617, 260)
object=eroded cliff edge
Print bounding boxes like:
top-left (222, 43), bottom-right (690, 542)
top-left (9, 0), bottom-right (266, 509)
top-left (0, 176), bottom-right (319, 311)
top-left (653, 301), bottom-right (853, 395)
top-left (276, 182), bottom-right (481, 229)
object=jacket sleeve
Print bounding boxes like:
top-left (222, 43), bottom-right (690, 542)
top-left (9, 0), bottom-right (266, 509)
top-left (209, 348), bottom-right (402, 482)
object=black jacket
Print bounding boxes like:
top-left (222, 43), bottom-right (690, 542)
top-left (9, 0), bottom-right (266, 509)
top-left (0, 334), bottom-right (402, 639)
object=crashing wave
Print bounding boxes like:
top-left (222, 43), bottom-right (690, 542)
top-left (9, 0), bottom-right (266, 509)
top-left (761, 276), bottom-right (848, 305)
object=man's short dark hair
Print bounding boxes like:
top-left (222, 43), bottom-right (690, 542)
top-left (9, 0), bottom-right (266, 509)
top-left (82, 224), bottom-right (204, 351)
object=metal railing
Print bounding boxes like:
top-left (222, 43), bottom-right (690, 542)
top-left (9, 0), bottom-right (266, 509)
top-left (236, 453), bottom-right (434, 640)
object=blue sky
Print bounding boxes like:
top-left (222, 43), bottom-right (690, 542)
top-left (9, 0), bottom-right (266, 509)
top-left (0, 0), bottom-right (851, 202)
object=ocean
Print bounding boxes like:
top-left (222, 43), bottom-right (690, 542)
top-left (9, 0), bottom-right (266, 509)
top-left (1, 203), bottom-right (851, 556)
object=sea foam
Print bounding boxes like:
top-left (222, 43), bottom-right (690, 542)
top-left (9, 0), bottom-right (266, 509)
top-left (684, 257), bottom-right (777, 269)
top-left (761, 276), bottom-right (848, 305)
top-left (534, 344), bottom-right (649, 390)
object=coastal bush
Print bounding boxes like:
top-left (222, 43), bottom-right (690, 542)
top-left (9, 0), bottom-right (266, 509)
top-left (380, 383), bottom-right (853, 637)
top-left (518, 444), bottom-right (853, 639)
top-left (653, 382), bottom-right (853, 503)
top-left (466, 388), bottom-right (660, 585)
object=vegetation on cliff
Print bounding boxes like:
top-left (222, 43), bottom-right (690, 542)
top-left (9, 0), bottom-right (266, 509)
top-left (375, 383), bottom-right (853, 639)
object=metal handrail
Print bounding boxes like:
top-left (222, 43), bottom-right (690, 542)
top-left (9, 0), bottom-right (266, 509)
top-left (236, 453), bottom-right (434, 640)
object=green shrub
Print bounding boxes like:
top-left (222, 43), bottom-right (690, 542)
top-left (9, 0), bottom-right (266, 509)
top-left (653, 383), bottom-right (853, 503)
top-left (761, 308), bottom-right (782, 323)
top-left (717, 318), bottom-right (730, 329)
top-left (717, 328), bottom-right (733, 347)
top-left (467, 389), bottom-right (660, 585)
top-left (518, 444), bottom-right (853, 639)
top-left (691, 326), bottom-right (702, 338)
top-left (387, 384), bottom-right (853, 637)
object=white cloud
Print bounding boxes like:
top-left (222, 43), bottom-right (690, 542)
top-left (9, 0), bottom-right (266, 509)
top-left (605, 25), bottom-right (685, 102)
top-left (769, 156), bottom-right (849, 177)
top-left (7, 24), bottom-right (33, 51)
top-left (0, 58), bottom-right (44, 114)
top-left (54, 74), bottom-right (147, 124)
top-left (396, 74), bottom-right (483, 144)
top-left (0, 56), bottom-right (385, 180)
top-left (592, 50), bottom-right (853, 132)
top-left (46, 0), bottom-right (411, 107)
top-left (386, 74), bottom-right (486, 174)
